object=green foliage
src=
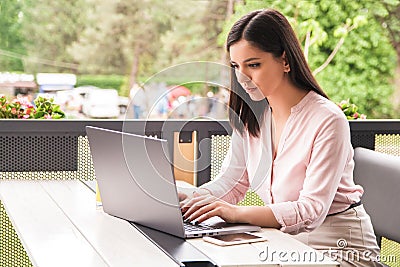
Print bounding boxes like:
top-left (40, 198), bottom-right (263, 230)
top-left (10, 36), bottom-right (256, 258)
top-left (222, 0), bottom-right (397, 118)
top-left (119, 77), bottom-right (132, 98)
top-left (76, 75), bottom-right (128, 96)
top-left (305, 1), bottom-right (396, 118)
top-left (0, 0), bottom-right (26, 71)
top-left (68, 0), bottom-right (175, 77)
top-left (21, 0), bottom-right (87, 73)
top-left (1, 0), bottom-right (398, 118)
top-left (157, 0), bottom-right (227, 70)
top-left (68, 0), bottom-right (228, 89)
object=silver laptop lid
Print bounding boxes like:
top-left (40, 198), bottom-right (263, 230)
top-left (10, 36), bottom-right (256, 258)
top-left (86, 126), bottom-right (186, 238)
top-left (86, 126), bottom-right (261, 238)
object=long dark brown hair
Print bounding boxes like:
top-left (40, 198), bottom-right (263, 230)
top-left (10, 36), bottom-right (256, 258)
top-left (227, 9), bottom-right (328, 137)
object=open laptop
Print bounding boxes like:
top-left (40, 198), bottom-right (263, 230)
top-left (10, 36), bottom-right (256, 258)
top-left (86, 126), bottom-right (261, 238)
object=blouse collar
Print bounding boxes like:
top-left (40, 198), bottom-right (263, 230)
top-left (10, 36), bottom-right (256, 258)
top-left (290, 90), bottom-right (316, 114)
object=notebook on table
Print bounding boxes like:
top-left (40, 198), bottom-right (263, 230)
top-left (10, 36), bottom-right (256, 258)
top-left (86, 126), bottom-right (261, 238)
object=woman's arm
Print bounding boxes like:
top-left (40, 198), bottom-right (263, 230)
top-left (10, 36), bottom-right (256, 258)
top-left (181, 193), bottom-right (280, 228)
top-left (196, 129), bottom-right (250, 204)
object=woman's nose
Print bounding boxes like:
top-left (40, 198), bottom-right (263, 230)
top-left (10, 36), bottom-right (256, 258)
top-left (235, 69), bottom-right (251, 84)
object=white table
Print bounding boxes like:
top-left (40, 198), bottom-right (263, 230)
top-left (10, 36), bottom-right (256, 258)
top-left (0, 180), bottom-right (179, 267)
top-left (0, 180), bottom-right (338, 267)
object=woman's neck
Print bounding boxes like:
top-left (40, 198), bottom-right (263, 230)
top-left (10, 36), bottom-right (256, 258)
top-left (268, 85), bottom-right (308, 121)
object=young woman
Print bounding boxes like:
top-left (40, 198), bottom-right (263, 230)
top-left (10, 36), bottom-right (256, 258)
top-left (180, 9), bottom-right (382, 267)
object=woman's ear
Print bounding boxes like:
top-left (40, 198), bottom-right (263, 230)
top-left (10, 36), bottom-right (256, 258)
top-left (282, 51), bottom-right (290, 73)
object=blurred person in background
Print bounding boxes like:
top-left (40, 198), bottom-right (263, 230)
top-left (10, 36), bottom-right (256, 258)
top-left (129, 83), bottom-right (146, 119)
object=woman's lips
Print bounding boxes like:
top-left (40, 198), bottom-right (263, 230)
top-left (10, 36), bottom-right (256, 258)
top-left (244, 87), bottom-right (257, 93)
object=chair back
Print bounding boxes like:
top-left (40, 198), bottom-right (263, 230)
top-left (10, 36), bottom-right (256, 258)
top-left (353, 147), bottom-right (400, 244)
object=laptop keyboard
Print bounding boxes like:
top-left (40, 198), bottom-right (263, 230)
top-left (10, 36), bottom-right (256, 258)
top-left (183, 222), bottom-right (222, 232)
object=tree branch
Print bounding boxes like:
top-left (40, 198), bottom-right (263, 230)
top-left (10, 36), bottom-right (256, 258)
top-left (313, 37), bottom-right (345, 76)
top-left (304, 30), bottom-right (311, 61)
top-left (313, 24), bottom-right (356, 76)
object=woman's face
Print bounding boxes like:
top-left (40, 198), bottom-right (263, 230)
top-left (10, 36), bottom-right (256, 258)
top-left (229, 39), bottom-right (287, 101)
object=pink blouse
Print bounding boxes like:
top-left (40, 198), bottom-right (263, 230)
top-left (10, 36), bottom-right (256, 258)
top-left (200, 90), bottom-right (363, 234)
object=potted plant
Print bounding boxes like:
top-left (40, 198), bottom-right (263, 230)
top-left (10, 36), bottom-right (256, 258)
top-left (337, 99), bottom-right (366, 120)
top-left (0, 95), bottom-right (65, 119)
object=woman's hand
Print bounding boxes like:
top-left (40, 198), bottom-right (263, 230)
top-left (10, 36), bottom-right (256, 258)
top-left (181, 194), bottom-right (240, 224)
top-left (181, 193), bottom-right (281, 228)
top-left (178, 188), bottom-right (211, 208)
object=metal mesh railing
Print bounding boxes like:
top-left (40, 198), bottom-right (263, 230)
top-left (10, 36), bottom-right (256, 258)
top-left (210, 134), bottom-right (265, 206)
top-left (0, 202), bottom-right (33, 267)
top-left (0, 135), bottom-right (78, 172)
top-left (381, 237), bottom-right (400, 267)
top-left (0, 120), bottom-right (399, 266)
top-left (375, 134), bottom-right (400, 157)
top-left (374, 134), bottom-right (400, 266)
top-left (210, 135), bottom-right (231, 180)
top-left (0, 136), bottom-right (95, 267)
top-left (0, 136), bottom-right (95, 181)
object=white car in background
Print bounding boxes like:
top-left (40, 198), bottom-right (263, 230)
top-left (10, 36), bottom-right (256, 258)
top-left (81, 88), bottom-right (120, 118)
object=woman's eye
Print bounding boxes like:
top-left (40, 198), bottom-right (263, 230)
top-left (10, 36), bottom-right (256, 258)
top-left (248, 63), bottom-right (260, 68)
top-left (231, 64), bottom-right (238, 69)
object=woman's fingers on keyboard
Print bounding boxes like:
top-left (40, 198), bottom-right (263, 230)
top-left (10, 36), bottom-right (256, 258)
top-left (188, 200), bottom-right (239, 224)
top-left (178, 192), bottom-right (190, 210)
top-left (182, 195), bottom-right (216, 219)
top-left (188, 202), bottom-right (218, 224)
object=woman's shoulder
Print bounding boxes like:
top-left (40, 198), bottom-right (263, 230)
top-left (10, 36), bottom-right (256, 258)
top-left (292, 91), bottom-right (349, 134)
top-left (307, 91), bottom-right (346, 120)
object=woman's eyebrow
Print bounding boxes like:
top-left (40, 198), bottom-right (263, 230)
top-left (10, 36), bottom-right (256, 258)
top-left (243, 57), bottom-right (261, 63)
top-left (230, 57), bottom-right (261, 65)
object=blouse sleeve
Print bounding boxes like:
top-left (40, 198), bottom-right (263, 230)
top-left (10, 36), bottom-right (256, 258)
top-left (199, 129), bottom-right (250, 204)
top-left (269, 114), bottom-right (353, 234)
